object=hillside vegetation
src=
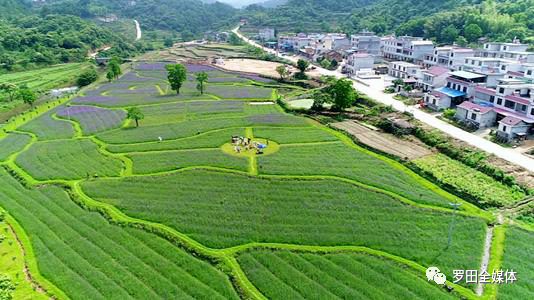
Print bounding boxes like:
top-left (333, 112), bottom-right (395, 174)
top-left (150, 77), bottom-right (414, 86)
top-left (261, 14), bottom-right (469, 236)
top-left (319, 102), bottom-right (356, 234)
top-left (245, 0), bottom-right (534, 45)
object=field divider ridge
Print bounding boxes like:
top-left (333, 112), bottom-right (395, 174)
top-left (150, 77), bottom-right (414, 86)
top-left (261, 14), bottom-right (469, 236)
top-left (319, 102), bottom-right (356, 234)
top-left (246, 127), bottom-right (258, 176)
top-left (53, 113), bottom-right (83, 138)
top-left (0, 207), bottom-right (70, 300)
top-left (313, 121), bottom-right (492, 219)
top-left (257, 174), bottom-right (491, 220)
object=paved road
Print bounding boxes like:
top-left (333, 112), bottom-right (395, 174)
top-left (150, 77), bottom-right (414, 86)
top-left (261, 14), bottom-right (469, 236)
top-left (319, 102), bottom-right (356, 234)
top-left (233, 28), bottom-right (534, 172)
top-left (134, 20), bottom-right (142, 41)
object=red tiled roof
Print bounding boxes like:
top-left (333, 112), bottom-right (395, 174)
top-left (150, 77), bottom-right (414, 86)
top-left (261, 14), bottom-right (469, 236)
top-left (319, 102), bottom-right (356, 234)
top-left (457, 101), bottom-right (493, 114)
top-left (426, 66), bottom-right (449, 76)
top-left (475, 86), bottom-right (496, 95)
top-left (493, 107), bottom-right (534, 124)
top-left (499, 116), bottom-right (523, 126)
top-left (505, 94), bottom-right (531, 105)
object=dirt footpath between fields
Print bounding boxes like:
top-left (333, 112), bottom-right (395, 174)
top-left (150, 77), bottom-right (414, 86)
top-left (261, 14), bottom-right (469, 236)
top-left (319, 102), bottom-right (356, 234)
top-left (332, 120), bottom-right (432, 160)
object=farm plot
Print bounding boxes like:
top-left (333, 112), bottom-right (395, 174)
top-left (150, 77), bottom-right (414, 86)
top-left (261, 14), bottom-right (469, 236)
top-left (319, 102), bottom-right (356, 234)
top-left (96, 117), bottom-right (248, 144)
top-left (0, 63), bottom-right (87, 91)
top-left (138, 102), bottom-right (187, 125)
top-left (57, 106), bottom-right (126, 135)
top-left (107, 128), bottom-right (246, 153)
top-left (0, 170), bottom-right (239, 300)
top-left (252, 127), bottom-right (338, 144)
top-left (245, 103), bottom-right (280, 115)
top-left (238, 250), bottom-right (455, 300)
top-left (413, 154), bottom-right (526, 207)
top-left (206, 85), bottom-right (274, 99)
top-left (82, 170), bottom-right (486, 279)
top-left (19, 107), bottom-right (75, 141)
top-left (0, 132), bottom-right (32, 161)
top-left (129, 149), bottom-right (249, 174)
top-left (258, 143), bottom-right (453, 208)
top-left (16, 139), bottom-right (122, 180)
top-left (498, 227), bottom-right (534, 300)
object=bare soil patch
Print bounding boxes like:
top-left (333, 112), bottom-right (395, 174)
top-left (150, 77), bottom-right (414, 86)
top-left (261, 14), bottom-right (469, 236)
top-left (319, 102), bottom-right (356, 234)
top-left (332, 120), bottom-right (431, 160)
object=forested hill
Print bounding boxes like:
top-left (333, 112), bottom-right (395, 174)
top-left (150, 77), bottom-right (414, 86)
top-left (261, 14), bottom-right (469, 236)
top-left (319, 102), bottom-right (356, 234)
top-left (43, 0), bottom-right (237, 34)
top-left (0, 15), bottom-right (138, 72)
top-left (244, 0), bottom-right (534, 45)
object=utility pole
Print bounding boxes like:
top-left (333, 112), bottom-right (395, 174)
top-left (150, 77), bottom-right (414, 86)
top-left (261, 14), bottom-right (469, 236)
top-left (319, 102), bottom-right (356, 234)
top-left (448, 202), bottom-right (462, 248)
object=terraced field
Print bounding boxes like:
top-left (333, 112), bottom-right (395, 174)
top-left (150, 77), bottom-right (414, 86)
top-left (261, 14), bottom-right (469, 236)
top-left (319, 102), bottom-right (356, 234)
top-left (238, 250), bottom-right (456, 300)
top-left (0, 61), bottom-right (522, 300)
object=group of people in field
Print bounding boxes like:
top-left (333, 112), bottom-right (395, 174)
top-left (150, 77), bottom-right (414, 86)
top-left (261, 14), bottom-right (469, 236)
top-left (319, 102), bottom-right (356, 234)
top-left (232, 136), bottom-right (267, 154)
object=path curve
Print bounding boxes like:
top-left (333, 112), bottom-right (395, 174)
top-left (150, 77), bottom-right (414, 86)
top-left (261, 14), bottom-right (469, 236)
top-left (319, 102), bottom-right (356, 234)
top-left (134, 20), bottom-right (142, 41)
top-left (232, 27), bottom-right (534, 172)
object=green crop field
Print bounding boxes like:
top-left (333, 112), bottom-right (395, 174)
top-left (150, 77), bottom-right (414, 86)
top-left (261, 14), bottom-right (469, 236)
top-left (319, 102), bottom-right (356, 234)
top-left (16, 140), bottom-right (123, 180)
top-left (0, 61), bottom-right (520, 299)
top-left (413, 154), bottom-right (526, 207)
top-left (82, 170), bottom-right (486, 280)
top-left (0, 63), bottom-right (88, 91)
top-left (258, 142), bottom-right (453, 208)
top-left (238, 250), bottom-right (455, 299)
top-left (19, 107), bottom-right (75, 141)
top-left (0, 132), bottom-right (32, 161)
top-left (129, 149), bottom-right (249, 174)
top-left (498, 227), bottom-right (534, 300)
top-left (0, 169), bottom-right (238, 300)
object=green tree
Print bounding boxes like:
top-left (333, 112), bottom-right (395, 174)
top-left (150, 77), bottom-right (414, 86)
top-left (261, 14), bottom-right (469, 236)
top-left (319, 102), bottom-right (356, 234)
top-left (164, 37), bottom-right (174, 47)
top-left (0, 82), bottom-right (18, 102)
top-left (195, 71), bottom-right (209, 94)
top-left (76, 67), bottom-right (98, 87)
top-left (275, 65), bottom-right (289, 81)
top-left (17, 88), bottom-right (37, 108)
top-left (325, 78), bottom-right (357, 111)
top-left (455, 36), bottom-right (468, 47)
top-left (165, 64), bottom-right (187, 94)
top-left (228, 33), bottom-right (242, 45)
top-left (108, 56), bottom-right (122, 79)
top-left (311, 92), bottom-right (329, 111)
top-left (106, 70), bottom-right (114, 82)
top-left (464, 23), bottom-right (483, 42)
top-left (297, 59), bottom-right (309, 73)
top-left (440, 25), bottom-right (459, 44)
top-left (126, 107), bottom-right (144, 127)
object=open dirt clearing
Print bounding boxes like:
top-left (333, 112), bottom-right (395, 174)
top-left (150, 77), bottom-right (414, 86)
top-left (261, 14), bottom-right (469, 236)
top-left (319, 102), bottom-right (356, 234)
top-left (332, 120), bottom-right (431, 160)
top-left (217, 58), bottom-right (322, 78)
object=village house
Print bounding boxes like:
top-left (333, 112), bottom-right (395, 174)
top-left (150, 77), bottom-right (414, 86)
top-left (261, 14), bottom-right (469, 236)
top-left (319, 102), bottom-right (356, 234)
top-left (382, 36), bottom-right (434, 64)
top-left (423, 46), bottom-right (474, 70)
top-left (350, 30), bottom-right (381, 55)
top-left (259, 28), bottom-right (276, 41)
top-left (345, 53), bottom-right (374, 74)
top-left (388, 61), bottom-right (422, 79)
top-left (418, 66), bottom-right (449, 92)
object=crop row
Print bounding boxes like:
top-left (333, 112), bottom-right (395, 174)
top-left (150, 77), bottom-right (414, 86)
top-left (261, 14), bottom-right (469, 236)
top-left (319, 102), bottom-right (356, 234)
top-left (258, 143), bottom-right (453, 208)
top-left (57, 106), bottom-right (126, 135)
top-left (0, 132), bottom-right (32, 161)
top-left (96, 115), bottom-right (308, 144)
top-left (498, 227), bottom-right (534, 299)
top-left (19, 106), bottom-right (75, 141)
top-left (16, 139), bottom-right (122, 181)
top-left (238, 250), bottom-right (455, 299)
top-left (0, 169), bottom-right (239, 300)
top-left (81, 169), bottom-right (486, 283)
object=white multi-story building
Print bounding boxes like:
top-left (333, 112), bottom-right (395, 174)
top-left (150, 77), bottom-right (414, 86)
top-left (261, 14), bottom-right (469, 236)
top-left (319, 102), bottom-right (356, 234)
top-left (259, 28), bottom-right (275, 41)
top-left (350, 31), bottom-right (381, 55)
top-left (423, 46), bottom-right (474, 70)
top-left (388, 61), bottom-right (422, 79)
top-left (419, 66), bottom-right (449, 92)
top-left (425, 70), bottom-right (486, 110)
top-left (346, 53), bottom-right (374, 74)
top-left (382, 36), bottom-right (434, 64)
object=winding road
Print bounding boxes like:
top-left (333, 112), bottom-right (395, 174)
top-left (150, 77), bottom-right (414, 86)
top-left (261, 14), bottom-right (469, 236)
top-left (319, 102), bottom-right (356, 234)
top-left (134, 20), bottom-right (142, 41)
top-left (233, 27), bottom-right (534, 172)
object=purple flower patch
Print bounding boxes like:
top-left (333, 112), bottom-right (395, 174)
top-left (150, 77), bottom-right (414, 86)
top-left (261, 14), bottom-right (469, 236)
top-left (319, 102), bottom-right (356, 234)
top-left (187, 101), bottom-right (243, 113)
top-left (206, 85), bottom-right (273, 99)
top-left (247, 114), bottom-right (305, 126)
top-left (58, 106), bottom-right (126, 135)
top-left (71, 96), bottom-right (119, 104)
top-left (185, 64), bottom-right (218, 72)
top-left (135, 63), bottom-right (173, 71)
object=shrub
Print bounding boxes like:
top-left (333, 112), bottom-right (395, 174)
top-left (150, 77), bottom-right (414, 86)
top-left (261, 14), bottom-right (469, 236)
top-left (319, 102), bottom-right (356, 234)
top-left (76, 67), bottom-right (98, 87)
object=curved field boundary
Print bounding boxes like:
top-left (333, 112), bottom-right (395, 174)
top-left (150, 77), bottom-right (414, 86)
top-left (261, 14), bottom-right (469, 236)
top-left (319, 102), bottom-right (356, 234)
top-left (314, 122), bottom-right (492, 219)
top-left (0, 208), bottom-right (70, 300)
top-left (70, 181), bottom-right (478, 300)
